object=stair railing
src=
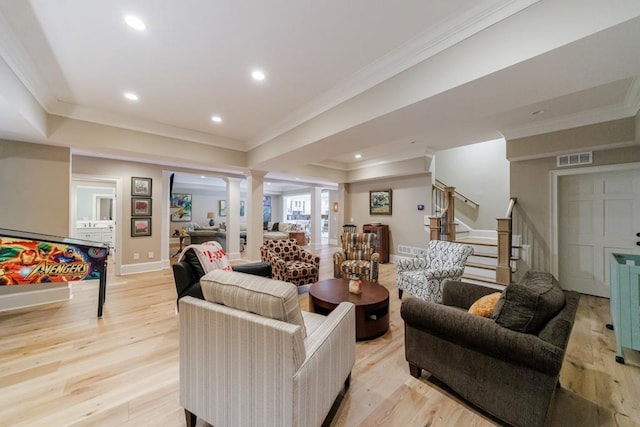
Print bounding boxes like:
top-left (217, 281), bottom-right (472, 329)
top-left (431, 181), bottom-right (479, 241)
top-left (430, 184), bottom-right (458, 241)
top-left (496, 198), bottom-right (516, 286)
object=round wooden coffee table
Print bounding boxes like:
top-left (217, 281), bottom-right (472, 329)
top-left (309, 278), bottom-right (390, 341)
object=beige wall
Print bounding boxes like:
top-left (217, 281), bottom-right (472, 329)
top-left (348, 174), bottom-right (431, 256)
top-left (0, 140), bottom-right (70, 235)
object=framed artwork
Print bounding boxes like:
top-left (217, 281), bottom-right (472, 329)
top-left (369, 189), bottom-right (392, 215)
top-left (240, 201), bottom-right (245, 217)
top-left (131, 177), bottom-right (152, 197)
top-left (131, 197), bottom-right (152, 216)
top-left (171, 193), bottom-right (192, 221)
top-left (219, 200), bottom-right (227, 217)
top-left (131, 218), bottom-right (151, 237)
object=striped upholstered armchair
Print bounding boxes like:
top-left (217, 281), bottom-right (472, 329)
top-left (179, 270), bottom-right (355, 427)
top-left (333, 232), bottom-right (380, 282)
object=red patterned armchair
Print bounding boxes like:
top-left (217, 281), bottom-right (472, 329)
top-left (333, 232), bottom-right (380, 282)
top-left (260, 239), bottom-right (320, 286)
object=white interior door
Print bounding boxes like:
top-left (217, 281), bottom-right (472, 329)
top-left (559, 168), bottom-right (640, 297)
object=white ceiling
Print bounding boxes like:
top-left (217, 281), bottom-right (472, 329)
top-left (0, 0), bottom-right (639, 184)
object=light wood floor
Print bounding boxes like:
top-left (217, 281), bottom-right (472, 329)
top-left (1, 244), bottom-right (639, 427)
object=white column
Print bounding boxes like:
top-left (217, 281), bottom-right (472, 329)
top-left (310, 186), bottom-right (322, 247)
top-left (224, 177), bottom-right (242, 260)
top-left (246, 170), bottom-right (266, 262)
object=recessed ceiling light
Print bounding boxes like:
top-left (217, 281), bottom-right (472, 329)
top-left (251, 70), bottom-right (265, 81)
top-left (200, 176), bottom-right (206, 179)
top-left (354, 154), bottom-right (362, 159)
top-left (124, 92), bottom-right (139, 101)
top-left (211, 115), bottom-right (222, 123)
top-left (125, 15), bottom-right (146, 31)
top-left (532, 109), bottom-right (545, 116)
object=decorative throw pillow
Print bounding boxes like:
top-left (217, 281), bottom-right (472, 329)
top-left (272, 222), bottom-right (280, 231)
top-left (468, 292), bottom-right (502, 317)
top-left (492, 271), bottom-right (566, 333)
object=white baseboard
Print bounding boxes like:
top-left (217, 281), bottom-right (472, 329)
top-left (120, 260), bottom-right (164, 275)
top-left (389, 255), bottom-right (405, 264)
top-left (0, 286), bottom-right (71, 312)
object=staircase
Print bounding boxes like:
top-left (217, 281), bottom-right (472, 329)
top-left (454, 235), bottom-right (520, 289)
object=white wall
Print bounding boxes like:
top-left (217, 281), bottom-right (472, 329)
top-left (435, 138), bottom-right (509, 230)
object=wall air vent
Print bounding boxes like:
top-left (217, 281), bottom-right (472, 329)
top-left (557, 151), bottom-right (592, 167)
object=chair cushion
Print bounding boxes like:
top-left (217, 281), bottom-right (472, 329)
top-left (201, 269), bottom-right (307, 337)
top-left (492, 271), bottom-right (566, 333)
top-left (285, 260), bottom-right (317, 280)
top-left (341, 260), bottom-right (371, 276)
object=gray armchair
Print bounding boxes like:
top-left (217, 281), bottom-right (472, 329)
top-left (396, 239), bottom-right (473, 302)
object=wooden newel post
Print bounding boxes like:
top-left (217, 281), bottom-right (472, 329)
top-left (444, 187), bottom-right (456, 241)
top-left (428, 216), bottom-right (442, 241)
top-left (496, 217), bottom-right (512, 286)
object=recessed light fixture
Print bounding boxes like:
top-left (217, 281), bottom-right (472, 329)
top-left (200, 175), bottom-right (206, 179)
top-left (124, 92), bottom-right (139, 101)
top-left (211, 115), bottom-right (222, 123)
top-left (532, 109), bottom-right (545, 116)
top-left (354, 154), bottom-right (362, 159)
top-left (251, 70), bottom-right (265, 81)
top-left (124, 15), bottom-right (146, 31)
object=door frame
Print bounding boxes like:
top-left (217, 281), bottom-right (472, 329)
top-left (550, 161), bottom-right (640, 282)
top-left (71, 174), bottom-right (123, 276)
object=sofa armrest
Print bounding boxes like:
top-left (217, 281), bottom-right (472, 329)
top-left (232, 262), bottom-right (272, 278)
top-left (442, 280), bottom-right (499, 309)
top-left (400, 296), bottom-right (565, 376)
top-left (370, 252), bottom-right (380, 263)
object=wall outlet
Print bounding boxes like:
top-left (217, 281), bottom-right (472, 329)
top-left (148, 251), bottom-right (154, 259)
top-left (133, 252), bottom-right (139, 260)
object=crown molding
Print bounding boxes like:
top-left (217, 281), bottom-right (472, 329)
top-left (248, 0), bottom-right (540, 148)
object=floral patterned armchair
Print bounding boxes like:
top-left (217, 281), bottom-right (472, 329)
top-left (396, 240), bottom-right (473, 302)
top-left (333, 232), bottom-right (380, 282)
top-left (260, 239), bottom-right (319, 286)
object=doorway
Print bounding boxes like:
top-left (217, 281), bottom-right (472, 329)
top-left (71, 176), bottom-right (120, 273)
top-left (556, 164), bottom-right (640, 297)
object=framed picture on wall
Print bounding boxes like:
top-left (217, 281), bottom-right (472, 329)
top-left (131, 197), bottom-right (152, 216)
top-left (170, 193), bottom-right (192, 221)
top-left (369, 189), bottom-right (392, 215)
top-left (240, 201), bottom-right (245, 216)
top-left (219, 200), bottom-right (227, 217)
top-left (131, 218), bottom-right (151, 237)
top-left (131, 177), bottom-right (152, 197)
